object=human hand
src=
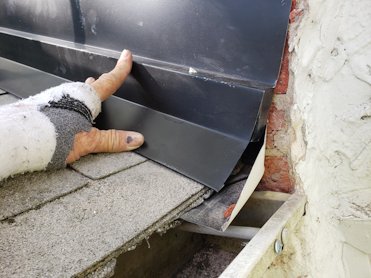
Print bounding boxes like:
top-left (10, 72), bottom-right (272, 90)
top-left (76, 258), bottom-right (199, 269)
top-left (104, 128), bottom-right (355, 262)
top-left (65, 50), bottom-right (144, 163)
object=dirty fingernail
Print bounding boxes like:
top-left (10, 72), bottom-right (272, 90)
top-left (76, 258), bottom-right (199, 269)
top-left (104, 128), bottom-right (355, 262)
top-left (126, 132), bottom-right (144, 150)
top-left (120, 49), bottom-right (131, 60)
top-left (126, 136), bottom-right (134, 144)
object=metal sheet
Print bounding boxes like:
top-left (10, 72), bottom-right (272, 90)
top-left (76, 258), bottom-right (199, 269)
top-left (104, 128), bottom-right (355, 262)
top-left (0, 58), bottom-right (252, 190)
top-left (0, 0), bottom-right (291, 191)
top-left (0, 0), bottom-right (291, 87)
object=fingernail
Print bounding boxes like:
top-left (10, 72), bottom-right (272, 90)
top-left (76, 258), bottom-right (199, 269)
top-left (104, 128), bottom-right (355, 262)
top-left (126, 132), bottom-right (144, 150)
top-left (85, 77), bottom-right (95, 84)
top-left (120, 49), bottom-right (131, 60)
top-left (126, 136), bottom-right (134, 144)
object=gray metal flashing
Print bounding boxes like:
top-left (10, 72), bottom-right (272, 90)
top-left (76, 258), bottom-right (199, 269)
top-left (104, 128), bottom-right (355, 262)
top-left (0, 0), bottom-right (291, 191)
top-left (0, 56), bottom-right (261, 191)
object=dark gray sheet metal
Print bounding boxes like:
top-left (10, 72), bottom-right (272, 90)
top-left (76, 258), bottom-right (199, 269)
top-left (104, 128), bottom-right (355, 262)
top-left (0, 0), bottom-right (291, 191)
top-left (181, 140), bottom-right (264, 231)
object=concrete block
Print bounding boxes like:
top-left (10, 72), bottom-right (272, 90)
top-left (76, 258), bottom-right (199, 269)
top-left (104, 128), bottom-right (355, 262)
top-left (0, 93), bottom-right (18, 105)
top-left (0, 169), bottom-right (89, 220)
top-left (0, 161), bottom-right (204, 277)
top-left (71, 152), bottom-right (147, 179)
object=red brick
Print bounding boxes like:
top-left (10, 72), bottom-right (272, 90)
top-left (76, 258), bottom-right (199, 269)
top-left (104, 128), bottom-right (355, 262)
top-left (274, 42), bottom-right (289, 95)
top-left (289, 0), bottom-right (304, 24)
top-left (292, 0), bottom-right (297, 9)
top-left (267, 130), bottom-right (275, 149)
top-left (274, 0), bottom-right (302, 95)
top-left (259, 0), bottom-right (299, 192)
top-left (290, 8), bottom-right (304, 23)
top-left (267, 104), bottom-right (287, 131)
top-left (266, 99), bottom-right (288, 151)
top-left (257, 156), bottom-right (294, 193)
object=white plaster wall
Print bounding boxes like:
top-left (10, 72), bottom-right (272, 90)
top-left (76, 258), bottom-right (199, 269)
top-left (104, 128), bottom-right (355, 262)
top-left (265, 0), bottom-right (371, 277)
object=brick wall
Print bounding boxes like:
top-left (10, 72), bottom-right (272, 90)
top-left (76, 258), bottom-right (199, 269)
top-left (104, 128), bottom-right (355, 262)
top-left (256, 0), bottom-right (301, 193)
top-left (257, 54), bottom-right (294, 193)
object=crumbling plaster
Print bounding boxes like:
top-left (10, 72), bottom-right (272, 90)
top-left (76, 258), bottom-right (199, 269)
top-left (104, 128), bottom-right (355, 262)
top-left (265, 0), bottom-right (371, 277)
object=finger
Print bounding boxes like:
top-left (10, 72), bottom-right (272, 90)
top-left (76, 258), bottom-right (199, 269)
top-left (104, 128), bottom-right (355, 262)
top-left (91, 128), bottom-right (144, 153)
top-left (85, 77), bottom-right (95, 84)
top-left (66, 127), bottom-right (144, 164)
top-left (91, 49), bottom-right (133, 101)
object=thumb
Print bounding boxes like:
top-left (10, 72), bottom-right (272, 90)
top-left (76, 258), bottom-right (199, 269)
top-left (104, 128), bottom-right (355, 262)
top-left (66, 128), bottom-right (144, 164)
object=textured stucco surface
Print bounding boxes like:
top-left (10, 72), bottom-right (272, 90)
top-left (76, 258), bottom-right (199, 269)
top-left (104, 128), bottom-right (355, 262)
top-left (264, 0), bottom-right (371, 277)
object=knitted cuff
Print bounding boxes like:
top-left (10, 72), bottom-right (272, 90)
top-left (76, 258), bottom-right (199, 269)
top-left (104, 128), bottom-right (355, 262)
top-left (41, 96), bottom-right (93, 169)
top-left (0, 82), bottom-right (101, 180)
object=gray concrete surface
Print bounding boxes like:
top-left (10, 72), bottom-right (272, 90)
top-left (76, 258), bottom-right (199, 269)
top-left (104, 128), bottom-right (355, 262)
top-left (71, 152), bottom-right (146, 179)
top-left (0, 161), bottom-right (205, 277)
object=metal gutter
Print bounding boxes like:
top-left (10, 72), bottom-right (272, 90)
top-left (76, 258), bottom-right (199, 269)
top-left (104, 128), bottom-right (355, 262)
top-left (220, 191), bottom-right (306, 277)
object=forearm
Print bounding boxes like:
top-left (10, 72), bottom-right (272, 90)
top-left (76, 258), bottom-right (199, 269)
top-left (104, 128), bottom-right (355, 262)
top-left (0, 82), bottom-right (101, 180)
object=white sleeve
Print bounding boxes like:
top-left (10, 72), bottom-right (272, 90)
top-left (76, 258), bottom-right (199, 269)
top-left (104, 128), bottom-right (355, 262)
top-left (0, 82), bottom-right (101, 181)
